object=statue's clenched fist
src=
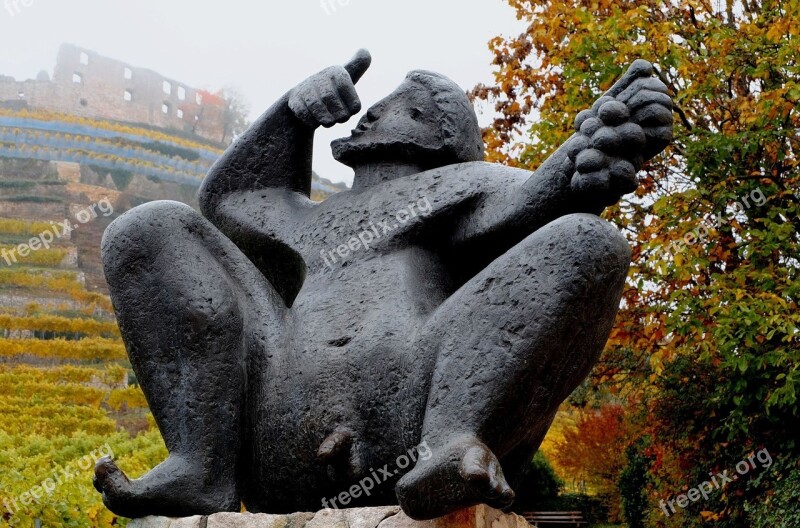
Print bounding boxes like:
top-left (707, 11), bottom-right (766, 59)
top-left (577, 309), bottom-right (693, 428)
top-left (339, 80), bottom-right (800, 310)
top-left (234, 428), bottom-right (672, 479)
top-left (567, 59), bottom-right (673, 202)
top-left (289, 49), bottom-right (372, 129)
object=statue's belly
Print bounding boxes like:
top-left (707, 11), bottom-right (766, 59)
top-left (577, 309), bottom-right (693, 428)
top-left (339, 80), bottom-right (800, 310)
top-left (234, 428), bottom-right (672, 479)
top-left (240, 257), bottom-right (441, 512)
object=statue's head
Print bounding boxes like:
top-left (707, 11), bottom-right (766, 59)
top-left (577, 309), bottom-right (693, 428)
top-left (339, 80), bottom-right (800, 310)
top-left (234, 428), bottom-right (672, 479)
top-left (332, 71), bottom-right (484, 169)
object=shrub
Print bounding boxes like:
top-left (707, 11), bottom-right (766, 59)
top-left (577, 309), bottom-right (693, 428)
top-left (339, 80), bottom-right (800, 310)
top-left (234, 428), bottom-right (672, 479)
top-left (744, 461), bottom-right (800, 528)
top-left (619, 439), bottom-right (651, 528)
top-left (512, 451), bottom-right (564, 510)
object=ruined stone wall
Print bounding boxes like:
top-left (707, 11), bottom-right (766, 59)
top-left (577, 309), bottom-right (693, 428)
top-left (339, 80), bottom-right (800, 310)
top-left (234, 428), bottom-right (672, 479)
top-left (0, 201), bottom-right (67, 222)
top-left (0, 44), bottom-right (226, 143)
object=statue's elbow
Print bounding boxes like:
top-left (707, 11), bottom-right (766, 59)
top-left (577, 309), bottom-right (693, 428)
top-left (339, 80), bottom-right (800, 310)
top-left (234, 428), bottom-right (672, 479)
top-left (197, 179), bottom-right (218, 222)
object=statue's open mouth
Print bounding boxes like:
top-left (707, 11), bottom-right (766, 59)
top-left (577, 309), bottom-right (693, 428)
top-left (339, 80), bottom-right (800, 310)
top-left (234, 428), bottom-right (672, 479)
top-left (352, 116), bottom-right (372, 135)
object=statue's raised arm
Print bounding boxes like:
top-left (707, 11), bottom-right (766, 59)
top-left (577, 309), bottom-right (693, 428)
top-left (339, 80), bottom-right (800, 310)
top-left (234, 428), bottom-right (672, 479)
top-left (198, 49), bottom-right (371, 220)
top-left (195, 51), bottom-right (371, 304)
top-left (452, 60), bottom-right (673, 248)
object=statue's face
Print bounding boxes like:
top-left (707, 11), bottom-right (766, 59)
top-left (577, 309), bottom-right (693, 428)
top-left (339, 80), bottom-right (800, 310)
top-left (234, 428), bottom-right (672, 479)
top-left (331, 80), bottom-right (444, 167)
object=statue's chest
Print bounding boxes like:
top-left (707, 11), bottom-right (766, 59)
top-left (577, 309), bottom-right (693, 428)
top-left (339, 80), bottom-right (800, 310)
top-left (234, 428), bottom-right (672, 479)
top-left (289, 164), bottom-right (500, 269)
top-left (294, 199), bottom-right (452, 270)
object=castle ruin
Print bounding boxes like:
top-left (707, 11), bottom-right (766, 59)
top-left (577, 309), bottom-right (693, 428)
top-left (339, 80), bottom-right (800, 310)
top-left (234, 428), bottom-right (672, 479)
top-left (0, 44), bottom-right (227, 144)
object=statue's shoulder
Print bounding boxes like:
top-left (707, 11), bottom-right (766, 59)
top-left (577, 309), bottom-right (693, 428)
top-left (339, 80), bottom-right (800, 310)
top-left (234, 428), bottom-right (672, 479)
top-left (392, 161), bottom-right (530, 185)
top-left (416, 161), bottom-right (527, 178)
top-left (318, 162), bottom-right (530, 218)
top-left (399, 161), bottom-right (530, 194)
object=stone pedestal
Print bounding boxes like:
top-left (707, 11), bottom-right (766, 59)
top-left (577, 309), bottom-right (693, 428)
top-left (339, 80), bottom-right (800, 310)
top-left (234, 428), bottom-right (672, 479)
top-left (128, 505), bottom-right (531, 528)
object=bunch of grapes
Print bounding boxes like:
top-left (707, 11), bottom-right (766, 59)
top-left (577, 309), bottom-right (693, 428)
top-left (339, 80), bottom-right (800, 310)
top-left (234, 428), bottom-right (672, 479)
top-left (565, 60), bottom-right (674, 203)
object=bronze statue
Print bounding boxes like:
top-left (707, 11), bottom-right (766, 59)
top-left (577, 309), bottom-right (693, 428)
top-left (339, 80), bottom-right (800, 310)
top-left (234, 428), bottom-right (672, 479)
top-left (94, 50), bottom-right (672, 520)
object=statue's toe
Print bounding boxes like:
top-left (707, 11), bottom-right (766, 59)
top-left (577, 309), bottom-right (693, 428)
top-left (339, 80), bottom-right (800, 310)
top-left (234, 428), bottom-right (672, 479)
top-left (94, 456), bottom-right (131, 496)
top-left (397, 436), bottom-right (515, 519)
top-left (461, 445), bottom-right (515, 507)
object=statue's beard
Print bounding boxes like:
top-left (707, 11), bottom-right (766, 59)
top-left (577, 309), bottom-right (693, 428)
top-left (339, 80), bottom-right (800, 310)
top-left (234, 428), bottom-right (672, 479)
top-left (331, 133), bottom-right (443, 168)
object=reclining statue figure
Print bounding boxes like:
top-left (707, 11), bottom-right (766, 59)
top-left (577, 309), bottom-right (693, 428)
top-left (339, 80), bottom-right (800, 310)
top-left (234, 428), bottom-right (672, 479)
top-left (94, 50), bottom-right (672, 520)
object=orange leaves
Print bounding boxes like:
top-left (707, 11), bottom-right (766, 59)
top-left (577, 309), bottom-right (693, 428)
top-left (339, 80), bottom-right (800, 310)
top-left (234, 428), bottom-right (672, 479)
top-left (479, 1), bottom-right (800, 521)
top-left (700, 510), bottom-right (721, 521)
top-left (550, 404), bottom-right (632, 493)
top-left (766, 19), bottom-right (789, 44)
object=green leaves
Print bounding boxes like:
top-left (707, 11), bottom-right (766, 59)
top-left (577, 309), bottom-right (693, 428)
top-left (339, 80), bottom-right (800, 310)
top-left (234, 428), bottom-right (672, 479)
top-left (477, 0), bottom-right (800, 524)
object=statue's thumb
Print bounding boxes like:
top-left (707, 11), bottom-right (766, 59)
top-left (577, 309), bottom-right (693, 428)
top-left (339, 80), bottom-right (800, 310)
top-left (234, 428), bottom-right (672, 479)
top-left (344, 49), bottom-right (372, 84)
top-left (605, 59), bottom-right (653, 98)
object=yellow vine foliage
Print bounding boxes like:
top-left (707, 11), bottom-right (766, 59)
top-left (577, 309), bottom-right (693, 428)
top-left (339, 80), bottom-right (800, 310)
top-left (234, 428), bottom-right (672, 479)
top-left (0, 386), bottom-right (106, 409)
top-left (0, 218), bottom-right (57, 237)
top-left (107, 386), bottom-right (149, 412)
top-left (0, 337), bottom-right (125, 361)
top-left (0, 108), bottom-right (225, 153)
top-left (0, 269), bottom-right (114, 312)
top-left (0, 364), bottom-right (127, 387)
top-left (0, 429), bottom-right (167, 527)
top-left (0, 269), bottom-right (79, 288)
top-left (0, 360), bottom-right (168, 527)
top-left (0, 314), bottom-right (119, 337)
top-left (0, 245), bottom-right (68, 267)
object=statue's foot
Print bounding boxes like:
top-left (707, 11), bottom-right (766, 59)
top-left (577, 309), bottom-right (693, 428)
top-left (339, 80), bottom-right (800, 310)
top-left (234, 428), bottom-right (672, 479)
top-left (396, 436), bottom-right (514, 520)
top-left (94, 455), bottom-right (239, 518)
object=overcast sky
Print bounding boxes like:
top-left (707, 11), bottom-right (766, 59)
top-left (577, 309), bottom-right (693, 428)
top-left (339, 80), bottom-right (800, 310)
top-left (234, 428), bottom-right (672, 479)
top-left (0, 0), bottom-right (525, 185)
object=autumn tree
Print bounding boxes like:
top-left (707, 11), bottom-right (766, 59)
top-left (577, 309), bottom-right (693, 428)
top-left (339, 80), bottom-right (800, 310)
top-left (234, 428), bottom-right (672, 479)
top-left (474, 1), bottom-right (799, 526)
top-left (552, 404), bottom-right (630, 519)
top-left (220, 86), bottom-right (251, 144)
top-left (552, 405), bottom-right (628, 491)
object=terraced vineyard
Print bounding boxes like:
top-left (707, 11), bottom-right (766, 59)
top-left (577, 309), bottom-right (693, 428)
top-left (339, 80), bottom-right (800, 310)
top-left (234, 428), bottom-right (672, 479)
top-left (0, 209), bottom-right (168, 527)
top-left (0, 109), bottom-right (347, 526)
top-left (0, 111), bottom-right (203, 525)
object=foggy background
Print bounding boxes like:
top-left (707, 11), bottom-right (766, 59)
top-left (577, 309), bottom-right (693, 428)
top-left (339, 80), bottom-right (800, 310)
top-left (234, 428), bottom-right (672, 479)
top-left (0, 0), bottom-right (525, 185)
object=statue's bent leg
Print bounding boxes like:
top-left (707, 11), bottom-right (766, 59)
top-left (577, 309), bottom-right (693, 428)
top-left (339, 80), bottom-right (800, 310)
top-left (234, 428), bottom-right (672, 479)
top-left (397, 213), bottom-right (630, 519)
top-left (94, 200), bottom-right (285, 518)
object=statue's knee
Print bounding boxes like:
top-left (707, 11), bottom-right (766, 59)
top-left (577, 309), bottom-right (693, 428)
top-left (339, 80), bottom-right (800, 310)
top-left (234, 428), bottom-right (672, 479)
top-left (538, 213), bottom-right (631, 279)
top-left (181, 285), bottom-right (242, 337)
top-left (103, 201), bottom-right (241, 331)
top-left (102, 201), bottom-right (202, 276)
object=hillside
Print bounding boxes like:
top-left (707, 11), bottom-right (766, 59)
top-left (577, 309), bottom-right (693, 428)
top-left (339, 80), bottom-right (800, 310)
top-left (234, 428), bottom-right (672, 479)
top-left (0, 108), bottom-right (344, 527)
